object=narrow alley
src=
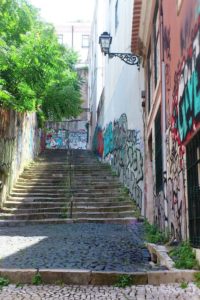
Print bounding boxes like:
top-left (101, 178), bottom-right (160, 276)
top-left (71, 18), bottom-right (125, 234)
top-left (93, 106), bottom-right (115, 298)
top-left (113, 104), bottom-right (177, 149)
top-left (0, 0), bottom-right (200, 299)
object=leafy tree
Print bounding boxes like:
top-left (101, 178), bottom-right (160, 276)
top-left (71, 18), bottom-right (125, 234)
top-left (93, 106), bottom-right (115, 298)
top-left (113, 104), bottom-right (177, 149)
top-left (0, 0), bottom-right (82, 125)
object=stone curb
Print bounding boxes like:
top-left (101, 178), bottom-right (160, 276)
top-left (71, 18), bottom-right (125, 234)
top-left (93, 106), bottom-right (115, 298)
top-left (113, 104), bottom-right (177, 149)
top-left (0, 269), bottom-right (198, 286)
top-left (0, 218), bottom-right (138, 227)
top-left (146, 243), bottom-right (175, 270)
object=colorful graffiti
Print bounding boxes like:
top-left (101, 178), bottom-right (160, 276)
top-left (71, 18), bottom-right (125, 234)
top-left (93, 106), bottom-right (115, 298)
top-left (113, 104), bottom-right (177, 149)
top-left (104, 122), bottom-right (113, 157)
top-left (69, 130), bottom-right (87, 149)
top-left (172, 16), bottom-right (200, 145)
top-left (46, 128), bottom-right (87, 149)
top-left (46, 129), bottom-right (68, 149)
top-left (93, 114), bottom-right (143, 209)
top-left (156, 13), bottom-right (200, 240)
top-left (93, 126), bottom-right (104, 157)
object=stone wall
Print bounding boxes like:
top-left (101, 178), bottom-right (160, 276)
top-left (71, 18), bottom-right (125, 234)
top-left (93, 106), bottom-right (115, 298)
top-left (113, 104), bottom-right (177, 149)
top-left (0, 109), bottom-right (40, 206)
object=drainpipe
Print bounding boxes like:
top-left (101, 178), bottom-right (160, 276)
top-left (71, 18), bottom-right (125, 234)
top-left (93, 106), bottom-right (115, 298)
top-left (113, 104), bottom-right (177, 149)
top-left (160, 1), bottom-right (168, 230)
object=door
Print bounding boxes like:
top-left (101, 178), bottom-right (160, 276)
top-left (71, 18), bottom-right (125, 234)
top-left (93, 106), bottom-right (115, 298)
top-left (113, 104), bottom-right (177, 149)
top-left (187, 131), bottom-right (200, 247)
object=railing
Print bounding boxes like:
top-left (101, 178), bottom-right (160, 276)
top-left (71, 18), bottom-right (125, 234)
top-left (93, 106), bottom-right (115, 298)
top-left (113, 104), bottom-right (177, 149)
top-left (68, 149), bottom-right (74, 219)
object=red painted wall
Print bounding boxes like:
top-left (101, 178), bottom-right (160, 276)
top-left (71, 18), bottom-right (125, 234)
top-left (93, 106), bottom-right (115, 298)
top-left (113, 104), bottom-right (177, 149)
top-left (162, 0), bottom-right (200, 145)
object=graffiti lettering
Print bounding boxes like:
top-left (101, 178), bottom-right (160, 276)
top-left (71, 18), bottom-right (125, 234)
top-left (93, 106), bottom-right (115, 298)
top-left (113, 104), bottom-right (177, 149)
top-left (104, 122), bottom-right (113, 157)
top-left (69, 131), bottom-right (87, 149)
top-left (93, 126), bottom-right (104, 157)
top-left (178, 60), bottom-right (200, 142)
top-left (93, 114), bottom-right (143, 209)
top-left (172, 20), bottom-right (200, 144)
top-left (46, 128), bottom-right (87, 150)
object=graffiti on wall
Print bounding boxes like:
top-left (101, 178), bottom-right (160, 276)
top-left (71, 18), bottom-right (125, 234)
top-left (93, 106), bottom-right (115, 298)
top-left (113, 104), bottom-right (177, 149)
top-left (180, 11), bottom-right (193, 55)
top-left (46, 129), bottom-right (69, 149)
top-left (69, 130), bottom-right (87, 149)
top-left (93, 126), bottom-right (104, 157)
top-left (104, 122), bottom-right (114, 157)
top-left (0, 109), bottom-right (39, 205)
top-left (93, 114), bottom-right (144, 209)
top-left (46, 128), bottom-right (87, 149)
top-left (158, 14), bottom-right (200, 240)
top-left (172, 16), bottom-right (200, 146)
top-left (163, 22), bottom-right (172, 129)
top-left (166, 137), bottom-right (186, 240)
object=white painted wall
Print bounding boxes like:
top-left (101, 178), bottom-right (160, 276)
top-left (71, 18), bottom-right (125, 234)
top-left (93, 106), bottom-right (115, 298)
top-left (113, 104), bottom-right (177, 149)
top-left (88, 0), bottom-right (107, 146)
top-left (102, 0), bottom-right (144, 134)
top-left (89, 0), bottom-right (145, 213)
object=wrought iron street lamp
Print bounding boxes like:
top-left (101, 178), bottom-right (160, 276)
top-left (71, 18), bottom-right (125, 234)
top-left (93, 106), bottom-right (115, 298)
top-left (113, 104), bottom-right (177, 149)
top-left (99, 31), bottom-right (140, 68)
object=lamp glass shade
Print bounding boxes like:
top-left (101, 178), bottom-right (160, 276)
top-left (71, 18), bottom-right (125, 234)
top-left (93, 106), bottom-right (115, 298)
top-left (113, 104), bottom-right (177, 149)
top-left (99, 32), bottom-right (112, 54)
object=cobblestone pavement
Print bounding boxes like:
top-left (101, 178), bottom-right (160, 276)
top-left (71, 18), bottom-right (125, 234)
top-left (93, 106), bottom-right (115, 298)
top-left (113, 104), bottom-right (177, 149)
top-left (0, 222), bottom-right (160, 272)
top-left (0, 283), bottom-right (200, 299)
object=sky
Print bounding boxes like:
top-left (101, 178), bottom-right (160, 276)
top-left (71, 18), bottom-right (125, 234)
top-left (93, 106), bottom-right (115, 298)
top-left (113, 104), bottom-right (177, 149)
top-left (28, 0), bottom-right (95, 25)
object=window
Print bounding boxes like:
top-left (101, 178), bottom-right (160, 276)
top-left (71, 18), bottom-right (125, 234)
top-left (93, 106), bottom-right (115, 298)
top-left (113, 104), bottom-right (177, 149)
top-left (147, 46), bottom-right (152, 113)
top-left (82, 35), bottom-right (89, 48)
top-left (115, 0), bottom-right (119, 31)
top-left (57, 34), bottom-right (63, 44)
top-left (155, 108), bottom-right (163, 193)
top-left (153, 1), bottom-right (160, 88)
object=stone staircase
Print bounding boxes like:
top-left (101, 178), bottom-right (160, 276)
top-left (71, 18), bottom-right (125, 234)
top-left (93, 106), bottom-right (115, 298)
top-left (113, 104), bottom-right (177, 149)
top-left (0, 149), bottom-right (138, 225)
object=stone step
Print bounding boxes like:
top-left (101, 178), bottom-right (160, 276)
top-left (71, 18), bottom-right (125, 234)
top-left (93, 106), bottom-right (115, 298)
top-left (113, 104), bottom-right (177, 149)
top-left (7, 196), bottom-right (67, 202)
top-left (2, 205), bottom-right (133, 214)
top-left (12, 188), bottom-right (69, 193)
top-left (17, 181), bottom-right (122, 187)
top-left (4, 149), bottom-right (138, 224)
top-left (17, 175), bottom-right (117, 180)
top-left (12, 189), bottom-right (124, 197)
top-left (11, 191), bottom-right (124, 197)
top-left (16, 181), bottom-right (122, 187)
top-left (0, 210), bottom-right (134, 220)
top-left (16, 181), bottom-right (68, 186)
top-left (20, 174), bottom-right (118, 180)
top-left (13, 186), bottom-right (122, 192)
top-left (26, 163), bottom-right (106, 166)
top-left (10, 192), bottom-right (68, 197)
top-left (4, 200), bottom-right (132, 208)
top-left (7, 196), bottom-right (127, 202)
top-left (17, 178), bottom-right (66, 183)
top-left (4, 201), bottom-right (69, 208)
top-left (2, 207), bottom-right (66, 213)
top-left (24, 167), bottom-right (109, 171)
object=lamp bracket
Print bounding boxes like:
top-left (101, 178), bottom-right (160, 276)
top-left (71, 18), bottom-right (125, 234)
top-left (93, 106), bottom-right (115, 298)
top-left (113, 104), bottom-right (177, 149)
top-left (108, 52), bottom-right (140, 68)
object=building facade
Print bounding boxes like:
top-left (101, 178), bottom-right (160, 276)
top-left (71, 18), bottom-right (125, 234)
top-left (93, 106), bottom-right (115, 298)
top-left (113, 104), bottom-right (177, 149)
top-left (89, 0), bottom-right (145, 212)
top-left (55, 22), bottom-right (91, 65)
top-left (136, 0), bottom-right (200, 245)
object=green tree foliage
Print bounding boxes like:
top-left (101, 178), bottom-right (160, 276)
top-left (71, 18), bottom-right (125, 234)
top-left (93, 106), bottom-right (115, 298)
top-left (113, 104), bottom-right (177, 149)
top-left (0, 0), bottom-right (82, 124)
